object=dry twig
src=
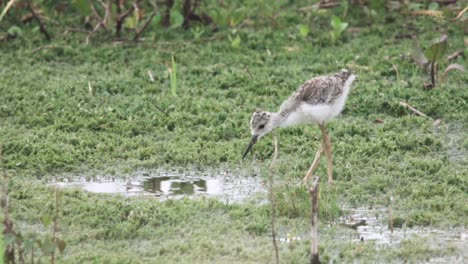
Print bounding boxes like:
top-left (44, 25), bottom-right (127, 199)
top-left (148, 70), bottom-right (155, 82)
top-left (391, 63), bottom-right (399, 81)
top-left (399, 101), bottom-right (432, 119)
top-left (116, 2), bottom-right (135, 37)
top-left (28, 2), bottom-right (51, 40)
top-left (31, 44), bottom-right (61, 53)
top-left (242, 64), bottom-right (253, 79)
top-left (151, 102), bottom-right (170, 116)
top-left (1, 145), bottom-right (18, 264)
top-left (447, 49), bottom-right (464, 62)
top-left (51, 188), bottom-right (60, 264)
top-left (134, 12), bottom-right (157, 41)
top-left (88, 81), bottom-right (94, 96)
top-left (86, 0), bottom-right (111, 44)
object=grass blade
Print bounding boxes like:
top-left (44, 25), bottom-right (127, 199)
top-left (170, 56), bottom-right (177, 96)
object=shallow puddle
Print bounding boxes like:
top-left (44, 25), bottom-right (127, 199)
top-left (276, 207), bottom-right (466, 262)
top-left (340, 207), bottom-right (466, 246)
top-left (51, 169), bottom-right (264, 203)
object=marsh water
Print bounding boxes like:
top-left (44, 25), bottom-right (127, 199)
top-left (52, 169), bottom-right (467, 262)
top-left (51, 168), bottom-right (264, 203)
top-left (276, 207), bottom-right (466, 262)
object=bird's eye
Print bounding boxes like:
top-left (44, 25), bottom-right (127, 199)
top-left (259, 124), bottom-right (265, 129)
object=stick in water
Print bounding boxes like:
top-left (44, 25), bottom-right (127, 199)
top-left (268, 132), bottom-right (279, 264)
top-left (309, 176), bottom-right (320, 264)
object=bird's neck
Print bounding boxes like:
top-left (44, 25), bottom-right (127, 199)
top-left (270, 112), bottom-right (288, 129)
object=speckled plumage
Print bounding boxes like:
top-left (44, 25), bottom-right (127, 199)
top-left (244, 69), bottom-right (356, 182)
top-left (248, 69), bottom-right (356, 139)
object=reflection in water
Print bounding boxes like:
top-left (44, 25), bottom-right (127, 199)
top-left (143, 177), bottom-right (221, 196)
top-left (52, 170), bottom-right (260, 202)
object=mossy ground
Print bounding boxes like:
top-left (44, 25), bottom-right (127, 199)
top-left (1, 1), bottom-right (467, 263)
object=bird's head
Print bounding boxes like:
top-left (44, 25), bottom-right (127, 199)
top-left (242, 109), bottom-right (275, 159)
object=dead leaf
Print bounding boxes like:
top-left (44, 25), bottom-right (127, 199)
top-left (285, 46), bottom-right (299, 52)
top-left (375, 119), bottom-right (384, 123)
top-left (442, 64), bottom-right (465, 79)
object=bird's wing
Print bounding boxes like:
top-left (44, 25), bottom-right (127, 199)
top-left (294, 74), bottom-right (347, 105)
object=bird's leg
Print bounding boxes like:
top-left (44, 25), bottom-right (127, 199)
top-left (303, 143), bottom-right (324, 185)
top-left (319, 124), bottom-right (333, 183)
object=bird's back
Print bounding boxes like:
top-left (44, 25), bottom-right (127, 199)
top-left (278, 69), bottom-right (355, 123)
top-left (294, 69), bottom-right (353, 105)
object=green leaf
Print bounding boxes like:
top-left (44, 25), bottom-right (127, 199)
top-left (169, 9), bottom-right (184, 29)
top-left (151, 14), bottom-right (162, 29)
top-left (331, 15), bottom-right (342, 30)
top-left (40, 236), bottom-right (55, 256)
top-left (339, 22), bottom-right (348, 33)
top-left (72, 0), bottom-right (91, 17)
top-left (409, 3), bottom-right (423, 11)
top-left (411, 38), bottom-right (429, 66)
top-left (331, 15), bottom-right (348, 36)
top-left (297, 24), bottom-right (309, 38)
top-left (230, 35), bottom-right (241, 48)
top-left (428, 2), bottom-right (439, 11)
top-left (7, 26), bottom-right (22, 37)
top-left (123, 15), bottom-right (137, 29)
top-left (41, 214), bottom-right (52, 227)
top-left (424, 34), bottom-right (447, 62)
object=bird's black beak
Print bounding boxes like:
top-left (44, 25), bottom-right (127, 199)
top-left (242, 135), bottom-right (258, 159)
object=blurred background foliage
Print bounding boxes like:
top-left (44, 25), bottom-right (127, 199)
top-left (0, 0), bottom-right (466, 44)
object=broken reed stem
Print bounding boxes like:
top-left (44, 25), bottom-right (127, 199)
top-left (391, 63), bottom-right (399, 82)
top-left (116, 2), bottom-right (135, 37)
top-left (308, 176), bottom-right (320, 264)
top-left (388, 205), bottom-right (394, 234)
top-left (430, 61), bottom-right (436, 87)
top-left (28, 2), bottom-right (51, 40)
top-left (151, 102), bottom-right (170, 116)
top-left (242, 64), bottom-right (253, 79)
top-left (399, 101), bottom-right (432, 119)
top-left (388, 194), bottom-right (394, 235)
top-left (304, 144), bottom-right (323, 184)
top-left (134, 12), bottom-right (157, 41)
top-left (1, 172), bottom-right (16, 263)
top-left (268, 132), bottom-right (279, 264)
top-left (51, 188), bottom-right (60, 264)
top-left (88, 81), bottom-right (93, 96)
top-left (86, 0), bottom-right (111, 44)
top-left (148, 70), bottom-right (155, 82)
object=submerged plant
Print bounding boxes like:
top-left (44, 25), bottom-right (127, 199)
top-left (412, 34), bottom-right (465, 88)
